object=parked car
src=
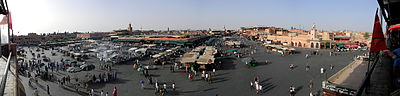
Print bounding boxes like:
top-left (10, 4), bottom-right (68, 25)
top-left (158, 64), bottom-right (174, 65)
top-left (80, 64), bottom-right (95, 71)
top-left (67, 67), bottom-right (81, 73)
top-left (43, 57), bottom-right (50, 62)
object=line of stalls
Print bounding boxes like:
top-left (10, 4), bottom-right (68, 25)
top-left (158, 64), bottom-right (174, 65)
top-left (223, 36), bottom-right (242, 49)
top-left (264, 44), bottom-right (297, 54)
top-left (93, 43), bottom-right (153, 64)
top-left (113, 35), bottom-right (211, 47)
top-left (58, 43), bottom-right (89, 62)
top-left (98, 43), bottom-right (182, 65)
top-left (179, 46), bottom-right (219, 71)
top-left (58, 40), bottom-right (145, 65)
top-left (150, 46), bottom-right (184, 65)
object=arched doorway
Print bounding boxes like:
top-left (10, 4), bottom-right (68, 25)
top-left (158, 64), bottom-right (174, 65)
top-left (298, 42), bottom-right (302, 47)
top-left (310, 42), bottom-right (314, 48)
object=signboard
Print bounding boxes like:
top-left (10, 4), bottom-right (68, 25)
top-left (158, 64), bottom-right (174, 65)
top-left (322, 81), bottom-right (357, 96)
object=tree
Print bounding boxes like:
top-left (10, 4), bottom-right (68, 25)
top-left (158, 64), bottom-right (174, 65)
top-left (364, 32), bottom-right (371, 39)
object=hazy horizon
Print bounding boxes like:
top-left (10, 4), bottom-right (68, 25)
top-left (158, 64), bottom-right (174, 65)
top-left (7, 0), bottom-right (379, 35)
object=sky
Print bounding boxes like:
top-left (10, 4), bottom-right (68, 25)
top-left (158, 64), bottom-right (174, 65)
top-left (6, 0), bottom-right (379, 35)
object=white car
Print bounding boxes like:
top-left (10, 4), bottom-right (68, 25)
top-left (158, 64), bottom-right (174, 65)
top-left (67, 67), bottom-right (81, 73)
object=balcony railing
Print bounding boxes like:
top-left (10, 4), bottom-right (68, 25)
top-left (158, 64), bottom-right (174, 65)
top-left (0, 52), bottom-right (12, 95)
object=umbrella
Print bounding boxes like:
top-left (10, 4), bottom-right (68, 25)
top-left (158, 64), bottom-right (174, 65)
top-left (389, 24), bottom-right (400, 31)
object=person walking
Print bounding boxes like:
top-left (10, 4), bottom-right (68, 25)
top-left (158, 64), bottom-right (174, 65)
top-left (305, 54), bottom-right (309, 58)
top-left (205, 73), bottom-right (209, 81)
top-left (163, 83), bottom-right (167, 92)
top-left (148, 77), bottom-right (153, 85)
top-left (91, 89), bottom-right (94, 96)
top-left (208, 74), bottom-right (213, 83)
top-left (188, 73), bottom-right (192, 80)
top-left (172, 82), bottom-right (176, 91)
top-left (201, 72), bottom-right (205, 80)
top-left (250, 82), bottom-right (253, 89)
top-left (170, 65), bottom-right (173, 72)
top-left (101, 90), bottom-right (104, 96)
top-left (106, 92), bottom-right (109, 96)
top-left (212, 69), bottom-right (216, 75)
top-left (47, 85), bottom-right (50, 95)
top-left (255, 83), bottom-right (260, 94)
top-left (155, 82), bottom-right (159, 93)
top-left (75, 84), bottom-right (79, 92)
top-left (113, 87), bottom-right (117, 96)
top-left (320, 68), bottom-right (325, 74)
top-left (132, 63), bottom-right (137, 71)
top-left (140, 80), bottom-right (145, 89)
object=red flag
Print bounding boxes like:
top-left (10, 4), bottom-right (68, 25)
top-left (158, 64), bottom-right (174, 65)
top-left (370, 9), bottom-right (387, 53)
top-left (0, 15), bottom-right (7, 24)
top-left (0, 12), bottom-right (12, 30)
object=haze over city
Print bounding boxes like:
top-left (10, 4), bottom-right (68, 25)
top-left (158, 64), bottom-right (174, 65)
top-left (8, 0), bottom-right (378, 35)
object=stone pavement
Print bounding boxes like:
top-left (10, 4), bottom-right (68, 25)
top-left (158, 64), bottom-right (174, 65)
top-left (18, 35), bottom-right (366, 96)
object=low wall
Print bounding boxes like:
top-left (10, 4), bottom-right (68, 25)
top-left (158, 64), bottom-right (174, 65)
top-left (328, 60), bottom-right (362, 82)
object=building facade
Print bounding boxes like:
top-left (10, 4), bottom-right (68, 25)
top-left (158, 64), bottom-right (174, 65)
top-left (12, 32), bottom-right (77, 45)
top-left (241, 25), bottom-right (370, 49)
top-left (76, 32), bottom-right (109, 39)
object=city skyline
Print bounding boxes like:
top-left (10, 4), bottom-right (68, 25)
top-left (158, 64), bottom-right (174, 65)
top-left (7, 0), bottom-right (379, 35)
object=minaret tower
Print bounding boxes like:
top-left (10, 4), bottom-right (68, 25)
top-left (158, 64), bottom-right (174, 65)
top-left (309, 24), bottom-right (318, 40)
top-left (128, 23), bottom-right (133, 33)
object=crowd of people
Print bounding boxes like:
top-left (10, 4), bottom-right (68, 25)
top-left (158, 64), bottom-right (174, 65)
top-left (17, 46), bottom-right (122, 96)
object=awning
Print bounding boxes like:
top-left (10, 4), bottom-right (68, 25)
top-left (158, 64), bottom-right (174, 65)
top-left (227, 49), bottom-right (238, 52)
top-left (389, 24), bottom-right (400, 31)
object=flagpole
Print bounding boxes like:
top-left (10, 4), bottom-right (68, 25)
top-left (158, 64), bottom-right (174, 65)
top-left (6, 13), bottom-right (9, 54)
top-left (367, 8), bottom-right (379, 79)
top-left (365, 8), bottom-right (379, 94)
